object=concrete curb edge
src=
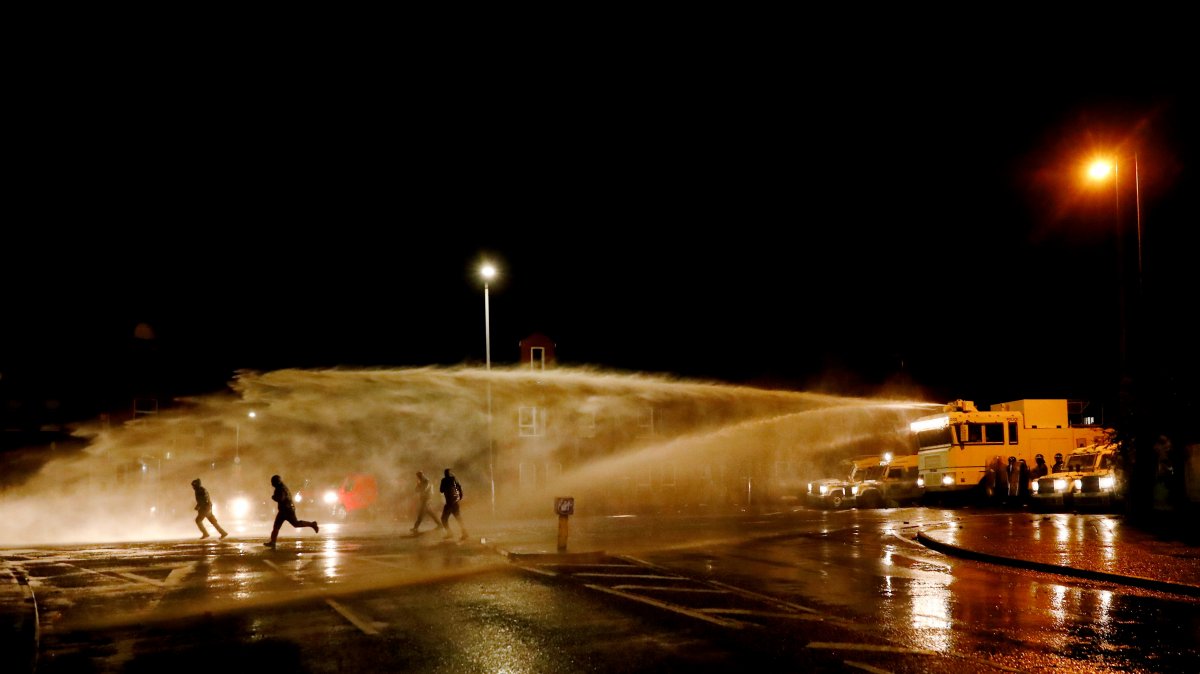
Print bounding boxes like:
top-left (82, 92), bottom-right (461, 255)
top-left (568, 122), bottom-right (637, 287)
top-left (915, 530), bottom-right (1200, 597)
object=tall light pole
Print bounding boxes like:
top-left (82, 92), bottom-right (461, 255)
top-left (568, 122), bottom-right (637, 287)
top-left (481, 262), bottom-right (497, 516)
top-left (1087, 154), bottom-right (1144, 398)
top-left (1087, 152), bottom-right (1146, 512)
top-left (234, 410), bottom-right (256, 486)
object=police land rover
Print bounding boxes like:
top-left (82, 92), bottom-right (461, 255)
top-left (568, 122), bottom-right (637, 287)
top-left (1031, 437), bottom-right (1123, 510)
top-left (852, 453), bottom-right (923, 508)
top-left (807, 454), bottom-right (885, 510)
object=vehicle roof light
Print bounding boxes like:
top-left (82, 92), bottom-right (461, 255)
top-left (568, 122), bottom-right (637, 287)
top-left (911, 415), bottom-right (949, 433)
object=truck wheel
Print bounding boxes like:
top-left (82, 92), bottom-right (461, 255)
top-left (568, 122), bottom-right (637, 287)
top-left (830, 493), bottom-right (845, 509)
top-left (859, 492), bottom-right (881, 509)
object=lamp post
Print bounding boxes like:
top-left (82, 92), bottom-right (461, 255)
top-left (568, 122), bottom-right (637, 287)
top-left (1087, 152), bottom-right (1147, 513)
top-left (481, 262), bottom-right (497, 516)
top-left (1087, 152), bottom-right (1143, 297)
top-left (234, 411), bottom-right (256, 487)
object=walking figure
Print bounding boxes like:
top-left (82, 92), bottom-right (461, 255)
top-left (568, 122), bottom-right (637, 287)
top-left (411, 471), bottom-right (444, 534)
top-left (439, 468), bottom-right (468, 541)
top-left (192, 478), bottom-right (229, 540)
top-left (264, 474), bottom-right (318, 548)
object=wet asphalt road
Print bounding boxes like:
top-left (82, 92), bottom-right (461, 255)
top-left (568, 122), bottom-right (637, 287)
top-left (3, 509), bottom-right (1198, 673)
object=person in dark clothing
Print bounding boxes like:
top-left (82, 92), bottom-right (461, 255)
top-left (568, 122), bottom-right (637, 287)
top-left (1005, 456), bottom-right (1020, 503)
top-left (1030, 454), bottom-right (1049, 481)
top-left (192, 478), bottom-right (229, 540)
top-left (1052, 453), bottom-right (1065, 473)
top-left (439, 468), bottom-right (468, 541)
top-left (264, 474), bottom-right (318, 548)
top-left (411, 470), bottom-right (443, 534)
top-left (1017, 458), bottom-right (1031, 502)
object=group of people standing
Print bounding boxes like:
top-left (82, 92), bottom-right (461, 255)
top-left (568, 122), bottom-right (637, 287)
top-left (189, 468), bottom-right (469, 547)
top-left (1002, 452), bottom-right (1066, 504)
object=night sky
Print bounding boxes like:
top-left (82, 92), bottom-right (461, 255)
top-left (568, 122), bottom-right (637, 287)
top-left (3, 44), bottom-right (1196, 427)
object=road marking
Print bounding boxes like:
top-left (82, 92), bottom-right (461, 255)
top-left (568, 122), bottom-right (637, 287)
top-left (115, 572), bottom-right (167, 588)
top-left (573, 573), bottom-right (682, 580)
top-left (267, 557), bottom-right (387, 636)
top-left (706, 580), bottom-right (820, 614)
top-left (843, 659), bottom-right (892, 674)
top-left (519, 566), bottom-right (559, 577)
top-left (584, 584), bottom-right (751, 629)
top-left (611, 585), bottom-right (728, 594)
top-left (534, 563), bottom-right (639, 568)
top-left (326, 599), bottom-right (382, 636)
top-left (700, 608), bottom-right (824, 621)
top-left (806, 642), bottom-right (936, 655)
top-left (356, 556), bottom-right (409, 569)
top-left (162, 563), bottom-right (196, 587)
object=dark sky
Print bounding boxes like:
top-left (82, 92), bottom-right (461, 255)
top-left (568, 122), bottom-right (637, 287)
top-left (3, 43), bottom-right (1195, 424)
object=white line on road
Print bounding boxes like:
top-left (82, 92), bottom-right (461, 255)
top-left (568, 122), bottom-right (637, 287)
top-left (806, 642), bottom-right (936, 655)
top-left (573, 573), bottom-right (682, 580)
top-left (843, 659), bottom-right (893, 674)
top-left (326, 599), bottom-right (382, 636)
top-left (584, 584), bottom-right (750, 630)
top-left (610, 585), bottom-right (728, 594)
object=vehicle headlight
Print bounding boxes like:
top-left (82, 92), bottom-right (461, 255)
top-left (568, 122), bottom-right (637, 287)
top-left (851, 485), bottom-right (859, 496)
top-left (1053, 479), bottom-right (1067, 492)
top-left (324, 490), bottom-right (339, 505)
top-left (941, 474), bottom-right (954, 486)
top-left (1073, 479), bottom-right (1083, 491)
top-left (1099, 476), bottom-right (1115, 490)
top-left (230, 497), bottom-right (251, 519)
top-left (807, 483), bottom-right (813, 494)
top-left (1031, 481), bottom-right (1040, 494)
top-left (916, 477), bottom-right (925, 488)
top-left (819, 484), bottom-right (829, 495)
top-left (294, 491), bottom-right (303, 503)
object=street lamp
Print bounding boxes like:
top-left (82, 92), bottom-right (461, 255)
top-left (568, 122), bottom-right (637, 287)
top-left (481, 262), bottom-right (497, 516)
top-left (1087, 152), bottom-right (1147, 512)
top-left (234, 410), bottom-right (257, 464)
top-left (234, 410), bottom-right (256, 490)
top-left (1086, 153), bottom-right (1144, 398)
top-left (1087, 153), bottom-right (1143, 290)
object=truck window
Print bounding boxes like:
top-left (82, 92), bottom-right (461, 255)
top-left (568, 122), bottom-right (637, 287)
top-left (1008, 421), bottom-right (1018, 444)
top-left (861, 465), bottom-right (887, 480)
top-left (964, 422), bottom-right (1004, 444)
top-left (1067, 455), bottom-right (1097, 471)
top-left (888, 467), bottom-right (903, 479)
top-left (966, 423), bottom-right (982, 443)
top-left (916, 425), bottom-right (953, 450)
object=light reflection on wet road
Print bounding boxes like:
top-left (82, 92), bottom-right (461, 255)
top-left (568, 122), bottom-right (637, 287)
top-left (3, 510), bottom-right (1199, 673)
top-left (634, 508), bottom-right (1200, 673)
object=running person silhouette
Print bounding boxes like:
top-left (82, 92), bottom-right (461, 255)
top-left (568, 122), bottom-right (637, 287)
top-left (191, 478), bottom-right (228, 540)
top-left (264, 474), bottom-right (318, 548)
top-left (439, 468), bottom-right (468, 541)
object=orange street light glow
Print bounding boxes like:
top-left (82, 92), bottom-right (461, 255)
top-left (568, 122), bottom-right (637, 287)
top-left (1087, 159), bottom-right (1113, 181)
